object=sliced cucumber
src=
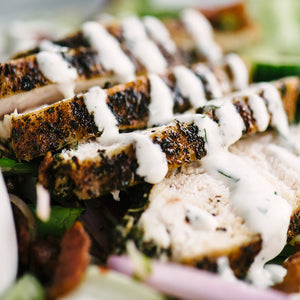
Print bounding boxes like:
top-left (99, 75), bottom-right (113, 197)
top-left (242, 46), bottom-right (300, 122)
top-left (252, 60), bottom-right (300, 82)
top-left (247, 49), bottom-right (300, 82)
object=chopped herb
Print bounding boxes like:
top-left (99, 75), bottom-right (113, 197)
top-left (217, 170), bottom-right (240, 182)
top-left (208, 105), bottom-right (221, 110)
top-left (203, 128), bottom-right (208, 143)
top-left (257, 207), bottom-right (268, 214)
top-left (274, 191), bottom-right (278, 195)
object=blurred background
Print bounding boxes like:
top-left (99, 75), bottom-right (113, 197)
top-left (0, 0), bottom-right (300, 81)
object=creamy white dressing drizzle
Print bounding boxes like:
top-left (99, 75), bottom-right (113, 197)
top-left (127, 132), bottom-right (168, 184)
top-left (143, 16), bottom-right (176, 55)
top-left (138, 158), bottom-right (235, 256)
top-left (148, 74), bottom-right (174, 126)
top-left (83, 86), bottom-right (119, 145)
top-left (121, 16), bottom-right (167, 74)
top-left (36, 182), bottom-right (51, 222)
top-left (176, 113), bottom-right (221, 153)
top-left (247, 94), bottom-right (270, 132)
top-left (60, 121), bottom-right (168, 185)
top-left (0, 114), bottom-right (12, 139)
top-left (60, 141), bottom-right (121, 161)
top-left (39, 40), bottom-right (68, 52)
top-left (140, 207), bottom-right (171, 249)
top-left (259, 83), bottom-right (289, 137)
top-left (194, 93), bottom-right (292, 288)
top-left (173, 65), bottom-right (206, 108)
top-left (248, 264), bottom-right (287, 288)
top-left (185, 204), bottom-right (218, 230)
top-left (223, 54), bottom-right (249, 91)
top-left (264, 264), bottom-right (287, 284)
top-left (194, 64), bottom-right (223, 99)
top-left (201, 151), bottom-right (291, 289)
top-left (61, 129), bottom-right (168, 184)
top-left (181, 8), bottom-right (222, 62)
top-left (217, 257), bottom-right (236, 283)
top-left (36, 51), bottom-right (77, 98)
top-left (256, 82), bottom-right (300, 154)
top-left (212, 100), bottom-right (245, 147)
top-left (82, 21), bottom-right (136, 83)
top-left (140, 83), bottom-right (293, 287)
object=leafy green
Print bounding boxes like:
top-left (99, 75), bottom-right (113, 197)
top-left (203, 128), bottom-right (208, 143)
top-left (250, 51), bottom-right (300, 82)
top-left (0, 158), bottom-right (39, 175)
top-left (217, 170), bottom-right (240, 183)
top-left (3, 274), bottom-right (44, 300)
top-left (34, 206), bottom-right (84, 238)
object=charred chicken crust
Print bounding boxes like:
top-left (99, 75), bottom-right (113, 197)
top-left (1, 3), bottom-right (259, 117)
top-left (6, 61), bottom-right (235, 161)
top-left (39, 120), bottom-right (206, 200)
top-left (38, 77), bottom-right (300, 201)
top-left (112, 182), bottom-right (262, 279)
top-left (0, 47), bottom-right (115, 117)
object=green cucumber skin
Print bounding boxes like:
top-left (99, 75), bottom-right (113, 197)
top-left (252, 63), bottom-right (300, 82)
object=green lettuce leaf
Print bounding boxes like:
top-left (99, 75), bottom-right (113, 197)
top-left (36, 206), bottom-right (84, 238)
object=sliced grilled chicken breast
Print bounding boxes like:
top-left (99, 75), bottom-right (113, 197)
top-left (1, 60), bottom-right (249, 161)
top-left (38, 78), bottom-right (298, 200)
top-left (113, 128), bottom-right (300, 279)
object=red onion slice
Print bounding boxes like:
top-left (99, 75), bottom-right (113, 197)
top-left (108, 255), bottom-right (288, 300)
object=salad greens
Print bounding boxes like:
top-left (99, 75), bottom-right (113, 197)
top-left (3, 274), bottom-right (44, 300)
top-left (0, 158), bottom-right (39, 175)
top-left (34, 206), bottom-right (84, 238)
